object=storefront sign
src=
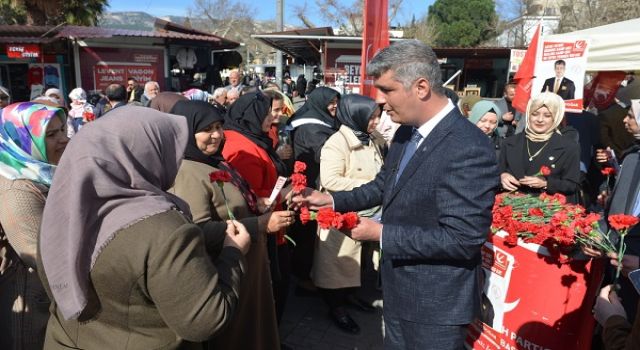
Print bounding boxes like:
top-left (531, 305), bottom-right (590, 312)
top-left (94, 64), bottom-right (157, 91)
top-left (6, 44), bottom-right (40, 59)
top-left (466, 232), bottom-right (603, 350)
top-left (343, 64), bottom-right (360, 85)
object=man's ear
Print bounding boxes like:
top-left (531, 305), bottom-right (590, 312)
top-left (415, 78), bottom-right (431, 100)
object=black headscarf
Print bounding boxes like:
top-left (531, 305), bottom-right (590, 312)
top-left (288, 86), bottom-right (340, 130)
top-left (337, 94), bottom-right (380, 145)
top-left (172, 100), bottom-right (260, 214)
top-left (170, 100), bottom-right (226, 167)
top-left (224, 91), bottom-right (288, 176)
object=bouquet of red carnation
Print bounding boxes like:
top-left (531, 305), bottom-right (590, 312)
top-left (209, 170), bottom-right (235, 220)
top-left (492, 192), bottom-right (639, 269)
top-left (300, 207), bottom-right (359, 230)
top-left (291, 161), bottom-right (307, 194)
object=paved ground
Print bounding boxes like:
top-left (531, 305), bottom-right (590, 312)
top-left (280, 270), bottom-right (384, 350)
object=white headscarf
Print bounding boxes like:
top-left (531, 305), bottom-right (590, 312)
top-left (68, 88), bottom-right (87, 103)
top-left (524, 92), bottom-right (565, 142)
top-left (630, 99), bottom-right (640, 140)
top-left (44, 88), bottom-right (63, 106)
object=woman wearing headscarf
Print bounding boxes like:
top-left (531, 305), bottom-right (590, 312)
top-left (287, 86), bottom-right (340, 293)
top-left (499, 92), bottom-right (580, 202)
top-left (38, 106), bottom-right (250, 349)
top-left (66, 87), bottom-right (94, 138)
top-left (183, 88), bottom-right (211, 102)
top-left (313, 94), bottom-right (383, 334)
top-left (468, 100), bottom-right (503, 156)
top-left (169, 100), bottom-right (293, 350)
top-left (0, 102), bottom-right (68, 350)
top-left (149, 91), bottom-right (188, 113)
top-left (296, 74), bottom-right (307, 99)
top-left (222, 91), bottom-right (294, 323)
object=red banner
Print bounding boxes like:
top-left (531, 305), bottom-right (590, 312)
top-left (93, 65), bottom-right (157, 91)
top-left (6, 44), bottom-right (40, 59)
top-left (512, 23), bottom-right (541, 113)
top-left (360, 0), bottom-right (389, 98)
top-left (466, 232), bottom-right (603, 350)
top-left (584, 71), bottom-right (626, 110)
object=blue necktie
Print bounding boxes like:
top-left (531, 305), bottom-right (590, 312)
top-left (632, 190), bottom-right (640, 217)
top-left (395, 128), bottom-right (422, 184)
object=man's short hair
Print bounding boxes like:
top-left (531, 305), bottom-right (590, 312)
top-left (213, 87), bottom-right (227, 98)
top-left (554, 60), bottom-right (566, 67)
top-left (127, 77), bottom-right (137, 82)
top-left (106, 84), bottom-right (127, 102)
top-left (366, 40), bottom-right (445, 95)
top-left (504, 83), bottom-right (516, 92)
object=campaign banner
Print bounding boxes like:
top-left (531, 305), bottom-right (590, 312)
top-left (532, 39), bottom-right (589, 112)
top-left (466, 231), bottom-right (603, 350)
top-left (509, 49), bottom-right (527, 73)
top-left (93, 64), bottom-right (157, 92)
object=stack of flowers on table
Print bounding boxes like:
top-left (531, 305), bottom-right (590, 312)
top-left (291, 161), bottom-right (360, 231)
top-left (491, 191), bottom-right (639, 283)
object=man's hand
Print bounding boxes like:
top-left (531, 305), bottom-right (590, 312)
top-left (343, 217), bottom-right (382, 241)
top-left (502, 112), bottom-right (514, 123)
top-left (291, 188), bottom-right (333, 210)
top-left (593, 285), bottom-right (627, 326)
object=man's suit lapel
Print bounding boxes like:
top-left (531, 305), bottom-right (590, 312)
top-left (384, 112), bottom-right (457, 207)
top-left (624, 153), bottom-right (640, 213)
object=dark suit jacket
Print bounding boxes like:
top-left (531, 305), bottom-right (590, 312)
top-left (499, 133), bottom-right (581, 202)
top-left (542, 77), bottom-right (575, 100)
top-left (333, 108), bottom-right (499, 326)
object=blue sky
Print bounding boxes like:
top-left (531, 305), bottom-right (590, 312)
top-left (107, 0), bottom-right (436, 27)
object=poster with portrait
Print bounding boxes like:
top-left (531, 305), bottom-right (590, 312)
top-left (532, 39), bottom-right (589, 113)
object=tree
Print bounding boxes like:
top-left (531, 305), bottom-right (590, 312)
top-left (187, 0), bottom-right (275, 66)
top-left (293, 0), bottom-right (404, 36)
top-left (427, 0), bottom-right (498, 47)
top-left (557, 0), bottom-right (640, 33)
top-left (0, 0), bottom-right (108, 25)
top-left (403, 14), bottom-right (440, 44)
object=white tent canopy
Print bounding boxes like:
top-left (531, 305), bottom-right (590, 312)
top-left (546, 18), bottom-right (640, 72)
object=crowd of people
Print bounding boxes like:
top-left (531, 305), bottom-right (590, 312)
top-left (0, 39), bottom-right (639, 350)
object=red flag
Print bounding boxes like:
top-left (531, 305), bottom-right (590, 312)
top-left (512, 23), bottom-right (541, 113)
top-left (360, 0), bottom-right (389, 98)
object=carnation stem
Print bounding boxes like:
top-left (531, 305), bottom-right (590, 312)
top-left (614, 230), bottom-right (627, 291)
top-left (218, 184), bottom-right (236, 221)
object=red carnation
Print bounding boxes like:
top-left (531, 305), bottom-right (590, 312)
top-left (608, 214), bottom-right (640, 231)
top-left (528, 207), bottom-right (544, 217)
top-left (290, 173), bottom-right (307, 194)
top-left (540, 166), bottom-right (551, 176)
top-left (342, 212), bottom-right (359, 229)
top-left (332, 213), bottom-right (344, 230)
top-left (316, 208), bottom-right (337, 230)
top-left (601, 167), bottom-right (616, 176)
top-left (293, 161), bottom-right (307, 174)
top-left (299, 206), bottom-right (311, 225)
top-left (209, 171), bottom-right (232, 183)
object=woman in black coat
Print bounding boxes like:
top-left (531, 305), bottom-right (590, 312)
top-left (287, 86), bottom-right (340, 290)
top-left (499, 92), bottom-right (581, 202)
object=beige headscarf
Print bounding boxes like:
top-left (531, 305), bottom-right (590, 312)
top-left (524, 92), bottom-right (565, 142)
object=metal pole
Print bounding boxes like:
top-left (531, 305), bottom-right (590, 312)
top-left (275, 0), bottom-right (283, 88)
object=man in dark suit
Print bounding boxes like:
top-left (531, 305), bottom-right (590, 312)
top-left (126, 77), bottom-right (144, 103)
top-left (294, 40), bottom-right (499, 349)
top-left (541, 60), bottom-right (575, 100)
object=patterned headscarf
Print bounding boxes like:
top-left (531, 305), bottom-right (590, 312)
top-left (183, 88), bottom-right (211, 102)
top-left (0, 102), bottom-right (66, 186)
